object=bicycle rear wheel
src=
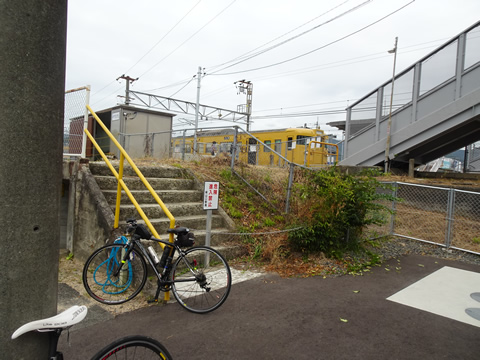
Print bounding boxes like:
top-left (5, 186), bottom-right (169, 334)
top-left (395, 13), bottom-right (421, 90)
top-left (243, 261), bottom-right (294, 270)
top-left (91, 335), bottom-right (172, 360)
top-left (83, 244), bottom-right (147, 305)
top-left (171, 246), bottom-right (231, 314)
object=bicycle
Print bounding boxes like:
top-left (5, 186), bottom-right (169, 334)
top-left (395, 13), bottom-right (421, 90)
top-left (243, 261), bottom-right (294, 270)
top-left (82, 219), bottom-right (232, 314)
top-left (11, 305), bottom-right (173, 359)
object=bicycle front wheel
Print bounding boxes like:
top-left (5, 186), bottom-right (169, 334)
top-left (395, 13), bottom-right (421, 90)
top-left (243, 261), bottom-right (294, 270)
top-left (91, 335), bottom-right (173, 360)
top-left (171, 246), bottom-right (232, 314)
top-left (82, 244), bottom-right (147, 305)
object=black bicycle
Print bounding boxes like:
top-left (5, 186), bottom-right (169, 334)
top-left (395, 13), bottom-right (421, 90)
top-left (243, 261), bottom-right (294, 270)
top-left (11, 305), bottom-right (173, 359)
top-left (82, 219), bottom-right (232, 314)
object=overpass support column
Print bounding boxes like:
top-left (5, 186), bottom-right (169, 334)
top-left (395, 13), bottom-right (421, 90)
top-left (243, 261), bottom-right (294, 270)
top-left (408, 158), bottom-right (415, 178)
top-left (0, 1), bottom-right (68, 358)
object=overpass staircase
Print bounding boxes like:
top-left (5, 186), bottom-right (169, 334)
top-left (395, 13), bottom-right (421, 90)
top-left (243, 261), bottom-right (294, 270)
top-left (340, 21), bottom-right (480, 171)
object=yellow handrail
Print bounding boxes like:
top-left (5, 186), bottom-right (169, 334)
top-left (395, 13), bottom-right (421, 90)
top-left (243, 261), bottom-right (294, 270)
top-left (84, 105), bottom-right (176, 245)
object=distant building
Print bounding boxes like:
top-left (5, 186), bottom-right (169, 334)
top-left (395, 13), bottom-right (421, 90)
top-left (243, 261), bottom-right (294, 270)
top-left (78, 105), bottom-right (175, 160)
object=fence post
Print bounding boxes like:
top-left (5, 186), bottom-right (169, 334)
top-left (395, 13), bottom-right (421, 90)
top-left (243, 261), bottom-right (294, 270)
top-left (151, 133), bottom-right (155, 157)
top-left (231, 126), bottom-right (238, 171)
top-left (182, 130), bottom-right (186, 161)
top-left (390, 182), bottom-right (398, 235)
top-left (445, 188), bottom-right (455, 248)
top-left (285, 162), bottom-right (295, 214)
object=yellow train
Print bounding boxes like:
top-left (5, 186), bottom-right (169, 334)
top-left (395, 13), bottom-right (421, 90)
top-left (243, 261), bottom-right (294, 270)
top-left (172, 127), bottom-right (338, 167)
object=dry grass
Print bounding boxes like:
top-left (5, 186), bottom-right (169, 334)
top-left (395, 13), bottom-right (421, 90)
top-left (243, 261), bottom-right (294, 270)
top-left (124, 157), bottom-right (480, 274)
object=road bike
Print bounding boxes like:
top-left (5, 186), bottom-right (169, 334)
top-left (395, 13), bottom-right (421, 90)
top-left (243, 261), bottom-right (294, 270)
top-left (11, 305), bottom-right (173, 359)
top-left (82, 219), bottom-right (232, 314)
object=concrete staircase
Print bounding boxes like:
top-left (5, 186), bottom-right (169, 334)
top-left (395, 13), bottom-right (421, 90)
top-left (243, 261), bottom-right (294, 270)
top-left (88, 162), bottom-right (234, 247)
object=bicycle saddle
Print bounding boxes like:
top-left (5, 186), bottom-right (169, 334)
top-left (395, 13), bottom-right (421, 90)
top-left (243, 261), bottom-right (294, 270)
top-left (12, 305), bottom-right (88, 339)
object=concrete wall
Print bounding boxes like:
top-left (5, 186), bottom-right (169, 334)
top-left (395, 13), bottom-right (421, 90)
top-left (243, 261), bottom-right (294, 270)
top-left (63, 160), bottom-right (118, 262)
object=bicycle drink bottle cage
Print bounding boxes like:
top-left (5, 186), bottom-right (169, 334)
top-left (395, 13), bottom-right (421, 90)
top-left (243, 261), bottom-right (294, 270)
top-left (12, 305), bottom-right (88, 339)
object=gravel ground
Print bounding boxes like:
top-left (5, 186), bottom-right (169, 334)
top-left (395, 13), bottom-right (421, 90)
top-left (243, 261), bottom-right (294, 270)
top-left (363, 236), bottom-right (480, 266)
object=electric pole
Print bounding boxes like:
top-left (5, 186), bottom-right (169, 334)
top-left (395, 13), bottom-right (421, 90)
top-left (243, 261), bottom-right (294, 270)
top-left (193, 66), bottom-right (203, 154)
top-left (235, 80), bottom-right (253, 131)
top-left (117, 74), bottom-right (138, 105)
top-left (384, 37), bottom-right (398, 173)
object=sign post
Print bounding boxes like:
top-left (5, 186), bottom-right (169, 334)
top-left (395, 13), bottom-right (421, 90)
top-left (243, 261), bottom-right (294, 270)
top-left (203, 181), bottom-right (219, 248)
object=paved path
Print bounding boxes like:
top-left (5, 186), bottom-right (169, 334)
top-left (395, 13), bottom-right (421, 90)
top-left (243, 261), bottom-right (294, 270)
top-left (58, 254), bottom-right (480, 359)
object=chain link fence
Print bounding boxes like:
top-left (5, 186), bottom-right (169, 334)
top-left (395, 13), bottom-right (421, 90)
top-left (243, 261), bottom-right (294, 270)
top-left (99, 123), bottom-right (480, 256)
top-left (64, 86), bottom-right (90, 157)
top-left (371, 182), bottom-right (480, 255)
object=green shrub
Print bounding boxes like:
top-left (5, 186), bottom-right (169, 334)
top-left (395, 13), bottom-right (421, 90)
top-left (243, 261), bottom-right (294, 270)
top-left (288, 166), bottom-right (395, 257)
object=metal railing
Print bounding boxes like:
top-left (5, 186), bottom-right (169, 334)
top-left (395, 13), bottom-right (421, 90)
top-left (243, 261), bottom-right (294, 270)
top-left (370, 182), bottom-right (480, 255)
top-left (84, 105), bottom-right (176, 245)
top-left (63, 86), bottom-right (90, 158)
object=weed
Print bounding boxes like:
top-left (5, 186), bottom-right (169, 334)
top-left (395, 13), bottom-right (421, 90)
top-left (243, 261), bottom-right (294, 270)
top-left (264, 217), bottom-right (275, 227)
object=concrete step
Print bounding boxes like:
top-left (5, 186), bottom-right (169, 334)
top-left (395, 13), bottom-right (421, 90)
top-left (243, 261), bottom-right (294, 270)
top-left (116, 202), bottom-right (205, 219)
top-left (89, 162), bottom-right (187, 179)
top-left (102, 189), bottom-right (203, 204)
top-left (145, 229), bottom-right (233, 248)
top-left (94, 175), bottom-right (195, 191)
top-left (120, 215), bottom-right (227, 235)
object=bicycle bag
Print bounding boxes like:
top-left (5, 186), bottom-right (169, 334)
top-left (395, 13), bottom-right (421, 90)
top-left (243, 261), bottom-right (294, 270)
top-left (135, 224), bottom-right (152, 239)
top-left (176, 230), bottom-right (195, 248)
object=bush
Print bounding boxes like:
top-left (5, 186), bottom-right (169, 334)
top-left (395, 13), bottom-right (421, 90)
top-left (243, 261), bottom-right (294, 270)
top-left (288, 166), bottom-right (395, 257)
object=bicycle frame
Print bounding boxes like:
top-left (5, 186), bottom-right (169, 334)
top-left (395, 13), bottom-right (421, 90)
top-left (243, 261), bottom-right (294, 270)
top-left (115, 234), bottom-right (201, 302)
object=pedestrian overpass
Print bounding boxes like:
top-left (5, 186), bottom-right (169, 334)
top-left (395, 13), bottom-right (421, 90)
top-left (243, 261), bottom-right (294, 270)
top-left (340, 21), bottom-right (480, 172)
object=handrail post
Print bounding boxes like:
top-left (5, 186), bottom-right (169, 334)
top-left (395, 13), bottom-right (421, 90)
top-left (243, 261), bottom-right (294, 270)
top-left (285, 162), bottom-right (295, 214)
top-left (182, 130), bottom-right (186, 161)
top-left (114, 153), bottom-right (125, 228)
top-left (231, 126), bottom-right (238, 171)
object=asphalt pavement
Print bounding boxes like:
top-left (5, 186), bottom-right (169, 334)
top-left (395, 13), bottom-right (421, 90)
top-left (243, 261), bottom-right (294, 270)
top-left (57, 254), bottom-right (480, 359)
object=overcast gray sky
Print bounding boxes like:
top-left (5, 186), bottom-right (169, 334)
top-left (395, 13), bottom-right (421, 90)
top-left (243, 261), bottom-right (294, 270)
top-left (66, 0), bottom-right (480, 136)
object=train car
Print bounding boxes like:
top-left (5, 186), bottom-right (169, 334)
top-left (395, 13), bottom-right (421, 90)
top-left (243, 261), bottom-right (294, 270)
top-left (172, 127), bottom-right (338, 167)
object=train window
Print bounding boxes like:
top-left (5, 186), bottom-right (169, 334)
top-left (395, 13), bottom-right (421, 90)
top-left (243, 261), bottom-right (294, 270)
top-left (275, 139), bottom-right (281, 153)
top-left (220, 142), bottom-right (233, 153)
top-left (264, 140), bottom-right (272, 152)
top-left (206, 143), bottom-right (213, 154)
top-left (287, 137), bottom-right (293, 150)
top-left (198, 143), bottom-right (205, 154)
top-left (296, 135), bottom-right (309, 145)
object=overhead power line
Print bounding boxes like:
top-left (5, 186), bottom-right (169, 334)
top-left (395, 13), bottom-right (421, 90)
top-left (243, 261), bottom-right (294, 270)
top-left (124, 0), bottom-right (203, 75)
top-left (138, 0), bottom-right (237, 79)
top-left (210, 0), bottom-right (416, 76)
top-left (207, 0), bottom-right (372, 75)
top-left (207, 0), bottom-right (354, 72)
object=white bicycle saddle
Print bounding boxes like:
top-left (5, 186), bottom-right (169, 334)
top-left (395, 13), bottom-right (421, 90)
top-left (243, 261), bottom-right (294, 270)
top-left (12, 305), bottom-right (88, 339)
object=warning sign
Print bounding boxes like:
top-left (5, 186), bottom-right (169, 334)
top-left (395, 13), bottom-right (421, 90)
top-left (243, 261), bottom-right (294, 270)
top-left (203, 181), bottom-right (219, 210)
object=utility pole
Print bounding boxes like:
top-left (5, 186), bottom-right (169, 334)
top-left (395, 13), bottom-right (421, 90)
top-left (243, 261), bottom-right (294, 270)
top-left (235, 80), bottom-right (253, 131)
top-left (117, 74), bottom-right (138, 105)
top-left (193, 66), bottom-right (203, 154)
top-left (384, 37), bottom-right (398, 173)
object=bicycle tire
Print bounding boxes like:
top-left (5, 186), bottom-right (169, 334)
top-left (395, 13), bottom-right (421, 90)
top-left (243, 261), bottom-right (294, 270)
top-left (83, 243), bottom-right (147, 305)
top-left (91, 335), bottom-right (173, 360)
top-left (171, 246), bottom-right (232, 314)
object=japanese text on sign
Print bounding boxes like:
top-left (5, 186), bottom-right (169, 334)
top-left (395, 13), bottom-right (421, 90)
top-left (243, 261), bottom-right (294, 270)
top-left (203, 181), bottom-right (219, 210)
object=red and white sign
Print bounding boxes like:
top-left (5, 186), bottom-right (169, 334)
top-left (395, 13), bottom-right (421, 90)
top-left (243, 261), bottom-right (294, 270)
top-left (203, 181), bottom-right (219, 210)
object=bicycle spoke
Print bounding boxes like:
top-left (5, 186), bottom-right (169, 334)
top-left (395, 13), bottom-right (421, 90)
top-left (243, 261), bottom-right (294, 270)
top-left (171, 246), bottom-right (231, 313)
top-left (83, 244), bottom-right (147, 305)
